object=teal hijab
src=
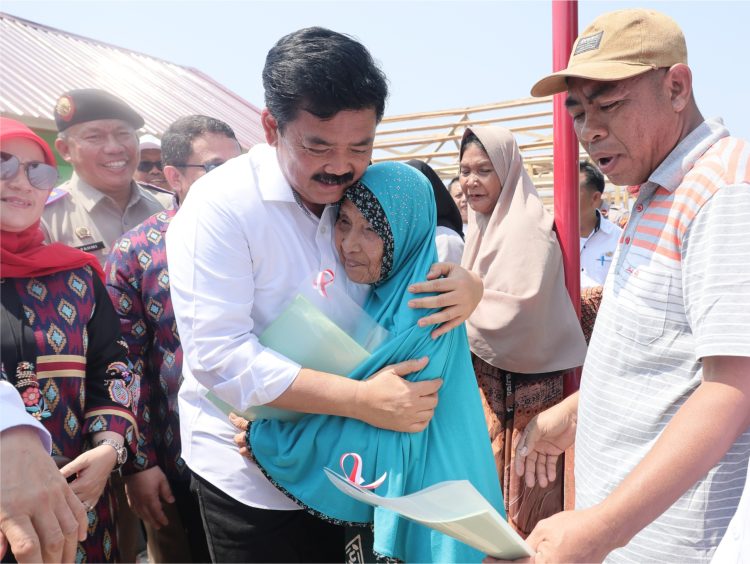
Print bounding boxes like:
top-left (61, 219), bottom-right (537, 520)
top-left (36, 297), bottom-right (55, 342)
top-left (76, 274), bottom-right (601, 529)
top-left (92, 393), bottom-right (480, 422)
top-left (249, 162), bottom-right (504, 562)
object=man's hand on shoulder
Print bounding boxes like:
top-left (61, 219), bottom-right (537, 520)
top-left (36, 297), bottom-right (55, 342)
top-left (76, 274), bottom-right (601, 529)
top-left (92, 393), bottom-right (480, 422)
top-left (408, 262), bottom-right (483, 338)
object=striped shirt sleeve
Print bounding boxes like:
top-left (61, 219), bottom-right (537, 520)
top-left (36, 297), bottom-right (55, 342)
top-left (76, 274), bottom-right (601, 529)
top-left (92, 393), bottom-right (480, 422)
top-left (682, 185), bottom-right (750, 360)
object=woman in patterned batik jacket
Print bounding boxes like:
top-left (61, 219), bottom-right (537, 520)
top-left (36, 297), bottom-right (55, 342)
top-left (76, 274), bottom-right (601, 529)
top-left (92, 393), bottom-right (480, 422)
top-left (0, 117), bottom-right (139, 563)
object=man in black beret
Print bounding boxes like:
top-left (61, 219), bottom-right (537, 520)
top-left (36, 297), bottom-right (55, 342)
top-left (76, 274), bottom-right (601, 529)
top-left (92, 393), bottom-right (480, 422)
top-left (40, 88), bottom-right (173, 563)
top-left (41, 88), bottom-right (173, 267)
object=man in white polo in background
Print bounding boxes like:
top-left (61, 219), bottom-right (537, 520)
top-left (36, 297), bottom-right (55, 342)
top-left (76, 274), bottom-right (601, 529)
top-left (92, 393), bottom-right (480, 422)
top-left (579, 160), bottom-right (621, 288)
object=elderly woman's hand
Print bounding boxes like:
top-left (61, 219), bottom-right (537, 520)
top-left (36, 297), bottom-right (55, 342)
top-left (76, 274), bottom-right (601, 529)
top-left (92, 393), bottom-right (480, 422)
top-left (229, 413), bottom-right (252, 459)
top-left (407, 262), bottom-right (483, 338)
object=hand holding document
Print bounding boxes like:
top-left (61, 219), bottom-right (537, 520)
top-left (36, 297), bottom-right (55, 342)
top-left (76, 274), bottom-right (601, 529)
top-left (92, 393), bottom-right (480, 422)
top-left (324, 466), bottom-right (534, 560)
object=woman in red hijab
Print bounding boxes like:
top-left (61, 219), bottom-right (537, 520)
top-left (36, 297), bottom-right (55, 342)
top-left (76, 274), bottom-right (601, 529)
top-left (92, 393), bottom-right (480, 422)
top-left (1, 118), bottom-right (138, 563)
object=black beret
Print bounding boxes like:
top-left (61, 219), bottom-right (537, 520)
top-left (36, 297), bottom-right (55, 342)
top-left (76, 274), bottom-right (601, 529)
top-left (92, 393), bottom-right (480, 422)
top-left (54, 89), bottom-right (144, 132)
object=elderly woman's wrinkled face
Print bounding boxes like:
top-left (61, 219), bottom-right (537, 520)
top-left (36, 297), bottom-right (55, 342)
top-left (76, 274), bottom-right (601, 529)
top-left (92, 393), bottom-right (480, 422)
top-left (0, 138), bottom-right (54, 233)
top-left (459, 143), bottom-right (502, 215)
top-left (335, 198), bottom-right (384, 284)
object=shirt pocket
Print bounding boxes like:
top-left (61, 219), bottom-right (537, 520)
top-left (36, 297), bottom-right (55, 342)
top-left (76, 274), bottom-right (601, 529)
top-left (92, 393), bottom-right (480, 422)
top-left (614, 266), bottom-right (672, 346)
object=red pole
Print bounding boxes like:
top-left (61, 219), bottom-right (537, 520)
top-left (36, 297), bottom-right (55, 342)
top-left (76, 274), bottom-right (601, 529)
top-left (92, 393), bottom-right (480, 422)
top-left (552, 0), bottom-right (581, 397)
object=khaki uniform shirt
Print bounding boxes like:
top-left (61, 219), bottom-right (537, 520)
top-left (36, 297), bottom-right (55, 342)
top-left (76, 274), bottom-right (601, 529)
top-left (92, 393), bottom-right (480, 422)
top-left (41, 173), bottom-right (174, 266)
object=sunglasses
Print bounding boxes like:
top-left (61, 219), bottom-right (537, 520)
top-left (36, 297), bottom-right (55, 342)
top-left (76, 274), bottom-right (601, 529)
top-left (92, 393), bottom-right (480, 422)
top-left (174, 161), bottom-right (225, 174)
top-left (0, 152), bottom-right (59, 191)
top-left (137, 160), bottom-right (163, 173)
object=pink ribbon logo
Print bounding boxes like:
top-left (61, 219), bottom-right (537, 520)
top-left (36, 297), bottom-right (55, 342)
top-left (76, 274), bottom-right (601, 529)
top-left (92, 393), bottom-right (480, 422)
top-left (339, 452), bottom-right (387, 490)
top-left (313, 269), bottom-right (335, 297)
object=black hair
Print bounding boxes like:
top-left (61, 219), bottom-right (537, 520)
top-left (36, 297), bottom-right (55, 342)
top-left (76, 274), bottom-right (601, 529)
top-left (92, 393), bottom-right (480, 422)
top-left (161, 115), bottom-right (237, 166)
top-left (579, 160), bottom-right (605, 193)
top-left (406, 160), bottom-right (464, 238)
top-left (448, 176), bottom-right (461, 189)
top-left (459, 130), bottom-right (488, 161)
top-left (262, 27), bottom-right (389, 131)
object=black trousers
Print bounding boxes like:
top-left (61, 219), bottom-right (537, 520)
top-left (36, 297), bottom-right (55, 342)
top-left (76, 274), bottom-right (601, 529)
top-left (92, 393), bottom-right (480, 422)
top-left (191, 473), bottom-right (344, 563)
top-left (145, 474), bottom-right (211, 563)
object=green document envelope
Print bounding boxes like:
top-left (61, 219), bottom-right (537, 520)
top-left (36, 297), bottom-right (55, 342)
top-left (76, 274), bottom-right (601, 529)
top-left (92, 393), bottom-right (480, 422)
top-left (207, 292), bottom-right (388, 422)
top-left (260, 295), bottom-right (372, 375)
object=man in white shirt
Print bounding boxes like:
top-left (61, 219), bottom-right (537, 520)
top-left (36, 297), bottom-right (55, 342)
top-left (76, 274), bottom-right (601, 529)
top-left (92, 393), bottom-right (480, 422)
top-left (166, 27), bottom-right (482, 562)
top-left (579, 161), bottom-right (621, 288)
top-left (0, 381), bottom-right (88, 563)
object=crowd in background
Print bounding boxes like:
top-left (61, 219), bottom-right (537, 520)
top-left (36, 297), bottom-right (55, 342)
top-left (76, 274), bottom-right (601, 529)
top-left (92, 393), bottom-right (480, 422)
top-left (1, 7), bottom-right (748, 564)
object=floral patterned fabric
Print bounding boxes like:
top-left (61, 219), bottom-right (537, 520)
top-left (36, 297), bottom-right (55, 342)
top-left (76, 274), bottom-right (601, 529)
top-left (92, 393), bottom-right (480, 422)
top-left (1, 265), bottom-right (139, 563)
top-left (471, 354), bottom-right (564, 538)
top-left (104, 209), bottom-right (187, 482)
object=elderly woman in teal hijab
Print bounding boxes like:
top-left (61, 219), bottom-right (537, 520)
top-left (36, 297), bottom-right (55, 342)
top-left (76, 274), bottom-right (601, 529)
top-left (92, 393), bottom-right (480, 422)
top-left (247, 161), bottom-right (503, 562)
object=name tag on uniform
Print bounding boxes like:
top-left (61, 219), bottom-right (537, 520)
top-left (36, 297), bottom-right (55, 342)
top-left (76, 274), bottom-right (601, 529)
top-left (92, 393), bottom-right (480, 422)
top-left (76, 241), bottom-right (106, 253)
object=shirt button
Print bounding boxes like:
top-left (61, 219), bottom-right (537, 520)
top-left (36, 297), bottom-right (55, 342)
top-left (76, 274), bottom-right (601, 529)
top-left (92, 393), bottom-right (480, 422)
top-left (635, 204), bottom-right (644, 213)
top-left (625, 236), bottom-right (631, 244)
top-left (320, 226), bottom-right (327, 234)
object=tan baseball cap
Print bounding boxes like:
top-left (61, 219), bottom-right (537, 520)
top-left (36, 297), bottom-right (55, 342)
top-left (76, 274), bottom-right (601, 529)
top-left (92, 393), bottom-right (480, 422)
top-left (531, 9), bottom-right (687, 97)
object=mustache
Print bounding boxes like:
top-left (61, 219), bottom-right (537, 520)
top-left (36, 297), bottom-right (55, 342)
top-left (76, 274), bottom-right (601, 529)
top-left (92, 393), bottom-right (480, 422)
top-left (312, 172), bottom-right (354, 186)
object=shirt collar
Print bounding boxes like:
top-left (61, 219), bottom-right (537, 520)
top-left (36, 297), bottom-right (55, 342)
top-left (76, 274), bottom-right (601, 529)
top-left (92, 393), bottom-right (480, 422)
top-left (647, 118), bottom-right (730, 193)
top-left (253, 144), bottom-right (296, 204)
top-left (582, 209), bottom-right (603, 239)
top-left (598, 212), bottom-right (617, 235)
top-left (253, 143), bottom-right (342, 221)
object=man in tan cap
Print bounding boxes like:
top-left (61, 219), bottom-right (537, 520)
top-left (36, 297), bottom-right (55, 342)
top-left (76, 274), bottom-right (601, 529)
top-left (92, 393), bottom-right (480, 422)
top-left (503, 9), bottom-right (750, 563)
top-left (41, 89), bottom-right (173, 266)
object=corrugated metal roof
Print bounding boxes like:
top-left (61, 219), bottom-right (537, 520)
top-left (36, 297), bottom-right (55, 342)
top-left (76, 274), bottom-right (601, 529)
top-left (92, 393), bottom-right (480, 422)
top-left (0, 12), bottom-right (265, 148)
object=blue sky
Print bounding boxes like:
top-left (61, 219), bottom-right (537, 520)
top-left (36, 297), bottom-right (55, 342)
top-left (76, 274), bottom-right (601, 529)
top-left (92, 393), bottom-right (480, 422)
top-left (5, 1), bottom-right (749, 138)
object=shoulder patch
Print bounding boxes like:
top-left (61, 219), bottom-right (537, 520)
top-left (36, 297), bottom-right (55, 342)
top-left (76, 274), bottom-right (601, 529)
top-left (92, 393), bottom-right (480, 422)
top-left (46, 186), bottom-right (69, 205)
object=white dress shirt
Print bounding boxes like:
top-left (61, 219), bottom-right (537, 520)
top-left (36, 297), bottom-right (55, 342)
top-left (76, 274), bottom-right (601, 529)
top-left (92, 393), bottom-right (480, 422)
top-left (0, 380), bottom-right (52, 451)
top-left (166, 144), bottom-right (367, 509)
top-left (579, 210), bottom-right (622, 288)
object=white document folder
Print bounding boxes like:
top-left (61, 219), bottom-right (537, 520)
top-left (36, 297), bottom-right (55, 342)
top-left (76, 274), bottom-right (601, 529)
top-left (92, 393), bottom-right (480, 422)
top-left (324, 467), bottom-right (534, 560)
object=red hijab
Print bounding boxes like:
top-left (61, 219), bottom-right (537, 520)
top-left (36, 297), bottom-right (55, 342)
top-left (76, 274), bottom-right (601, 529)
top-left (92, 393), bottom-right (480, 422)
top-left (0, 118), bottom-right (104, 281)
